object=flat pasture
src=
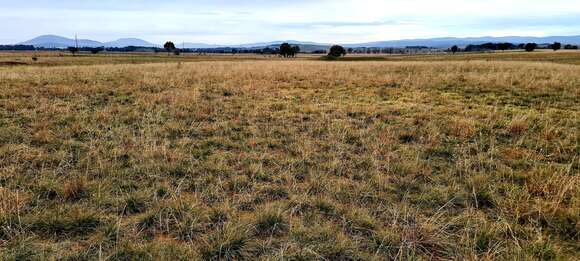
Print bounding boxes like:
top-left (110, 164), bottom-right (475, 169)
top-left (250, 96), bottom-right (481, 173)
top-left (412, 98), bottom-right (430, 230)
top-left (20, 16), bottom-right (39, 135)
top-left (0, 51), bottom-right (578, 260)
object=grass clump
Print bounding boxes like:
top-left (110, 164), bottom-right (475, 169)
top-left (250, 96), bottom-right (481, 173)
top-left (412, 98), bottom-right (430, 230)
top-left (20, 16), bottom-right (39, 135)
top-left (0, 238), bottom-right (41, 261)
top-left (260, 186), bottom-right (290, 201)
top-left (120, 193), bottom-right (150, 215)
top-left (137, 200), bottom-right (207, 240)
top-left (200, 225), bottom-right (254, 260)
top-left (289, 224), bottom-right (364, 260)
top-left (108, 244), bottom-right (153, 261)
top-left (27, 208), bottom-right (102, 238)
top-left (254, 206), bottom-right (289, 237)
top-left (62, 177), bottom-right (89, 201)
top-left (342, 208), bottom-right (376, 236)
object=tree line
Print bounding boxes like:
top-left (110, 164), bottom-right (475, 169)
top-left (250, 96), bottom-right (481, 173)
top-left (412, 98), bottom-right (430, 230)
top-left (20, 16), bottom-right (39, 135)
top-left (2, 41), bottom-right (578, 57)
top-left (449, 42), bottom-right (576, 54)
top-left (161, 41), bottom-right (347, 58)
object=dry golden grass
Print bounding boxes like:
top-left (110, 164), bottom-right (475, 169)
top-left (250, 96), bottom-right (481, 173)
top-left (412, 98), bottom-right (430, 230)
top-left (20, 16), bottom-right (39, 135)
top-left (0, 51), bottom-right (309, 67)
top-left (340, 50), bottom-right (580, 65)
top-left (0, 56), bottom-right (579, 260)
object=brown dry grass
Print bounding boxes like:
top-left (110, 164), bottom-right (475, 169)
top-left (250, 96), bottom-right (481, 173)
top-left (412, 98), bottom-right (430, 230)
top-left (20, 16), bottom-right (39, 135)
top-left (0, 57), bottom-right (579, 260)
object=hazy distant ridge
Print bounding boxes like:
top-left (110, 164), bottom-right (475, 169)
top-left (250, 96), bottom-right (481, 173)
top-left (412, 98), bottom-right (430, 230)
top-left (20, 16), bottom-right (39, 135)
top-left (344, 35), bottom-right (580, 48)
top-left (18, 34), bottom-right (580, 49)
top-left (20, 35), bottom-right (157, 48)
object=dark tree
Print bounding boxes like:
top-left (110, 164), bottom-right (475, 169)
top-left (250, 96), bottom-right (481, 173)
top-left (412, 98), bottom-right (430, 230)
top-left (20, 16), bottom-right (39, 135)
top-left (90, 47), bottom-right (104, 54)
top-left (328, 45), bottom-right (347, 57)
top-left (279, 43), bottom-right (293, 57)
top-left (524, 43), bottom-right (537, 52)
top-left (292, 45), bottom-right (300, 57)
top-left (551, 42), bottom-right (562, 51)
top-left (262, 47), bottom-right (277, 55)
top-left (0, 45), bottom-right (35, 51)
top-left (67, 47), bottom-right (79, 56)
top-left (450, 45), bottom-right (459, 54)
top-left (164, 41), bottom-right (176, 55)
top-left (498, 43), bottom-right (511, 51)
top-left (279, 43), bottom-right (300, 57)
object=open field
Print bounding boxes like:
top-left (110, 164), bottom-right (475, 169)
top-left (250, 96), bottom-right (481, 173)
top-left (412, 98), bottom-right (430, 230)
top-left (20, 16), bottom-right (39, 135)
top-left (2, 50), bottom-right (580, 67)
top-left (340, 50), bottom-right (580, 65)
top-left (0, 52), bottom-right (579, 260)
top-left (0, 52), bottom-right (287, 67)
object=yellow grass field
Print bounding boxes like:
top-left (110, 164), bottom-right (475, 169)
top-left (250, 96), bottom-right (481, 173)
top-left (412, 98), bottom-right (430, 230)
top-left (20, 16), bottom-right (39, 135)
top-left (1, 52), bottom-right (579, 260)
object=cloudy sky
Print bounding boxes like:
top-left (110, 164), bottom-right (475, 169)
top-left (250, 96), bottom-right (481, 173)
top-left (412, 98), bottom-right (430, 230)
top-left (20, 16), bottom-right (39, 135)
top-left (1, 0), bottom-right (579, 44)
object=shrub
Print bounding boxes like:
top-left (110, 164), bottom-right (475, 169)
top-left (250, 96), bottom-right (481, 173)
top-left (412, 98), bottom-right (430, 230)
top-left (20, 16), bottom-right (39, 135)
top-left (551, 42), bottom-right (561, 51)
top-left (328, 45), bottom-right (347, 57)
top-left (67, 47), bottom-right (79, 56)
top-left (164, 41), bottom-right (176, 55)
top-left (279, 43), bottom-right (299, 57)
top-left (524, 43), bottom-right (537, 52)
top-left (451, 45), bottom-right (459, 54)
top-left (90, 47), bottom-right (104, 54)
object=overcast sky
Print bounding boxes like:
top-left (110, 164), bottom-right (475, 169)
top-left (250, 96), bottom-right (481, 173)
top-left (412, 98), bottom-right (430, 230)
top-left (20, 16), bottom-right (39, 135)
top-left (1, 0), bottom-right (579, 44)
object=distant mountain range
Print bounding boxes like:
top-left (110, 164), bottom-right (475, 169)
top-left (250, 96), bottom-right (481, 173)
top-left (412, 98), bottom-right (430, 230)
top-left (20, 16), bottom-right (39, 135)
top-left (180, 40), bottom-right (330, 52)
top-left (18, 34), bottom-right (580, 49)
top-left (343, 35), bottom-right (580, 48)
top-left (19, 35), bottom-right (157, 48)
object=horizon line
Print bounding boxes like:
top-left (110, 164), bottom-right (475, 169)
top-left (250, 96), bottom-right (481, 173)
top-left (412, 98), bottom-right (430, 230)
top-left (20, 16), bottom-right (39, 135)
top-left (8, 33), bottom-right (580, 46)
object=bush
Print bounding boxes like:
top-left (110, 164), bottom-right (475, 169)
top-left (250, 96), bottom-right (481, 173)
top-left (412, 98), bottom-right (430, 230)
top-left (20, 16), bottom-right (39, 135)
top-left (90, 47), bottom-right (104, 54)
top-left (551, 42), bottom-right (561, 51)
top-left (279, 43), bottom-right (299, 57)
top-left (450, 45), bottom-right (459, 54)
top-left (524, 43), bottom-right (537, 52)
top-left (67, 47), bottom-right (79, 55)
top-left (328, 45), bottom-right (347, 57)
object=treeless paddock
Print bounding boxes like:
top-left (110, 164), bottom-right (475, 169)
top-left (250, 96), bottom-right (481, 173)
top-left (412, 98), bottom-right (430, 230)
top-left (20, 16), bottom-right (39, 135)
top-left (0, 58), bottom-right (578, 259)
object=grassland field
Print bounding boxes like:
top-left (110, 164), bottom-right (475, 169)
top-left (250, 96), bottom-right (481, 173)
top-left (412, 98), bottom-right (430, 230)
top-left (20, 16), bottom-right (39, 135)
top-left (0, 51), bottom-right (579, 260)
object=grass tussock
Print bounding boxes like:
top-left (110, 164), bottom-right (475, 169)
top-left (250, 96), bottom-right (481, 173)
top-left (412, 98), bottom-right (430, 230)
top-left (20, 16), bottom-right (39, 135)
top-left (0, 53), bottom-right (579, 259)
top-left (62, 177), bottom-right (89, 201)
